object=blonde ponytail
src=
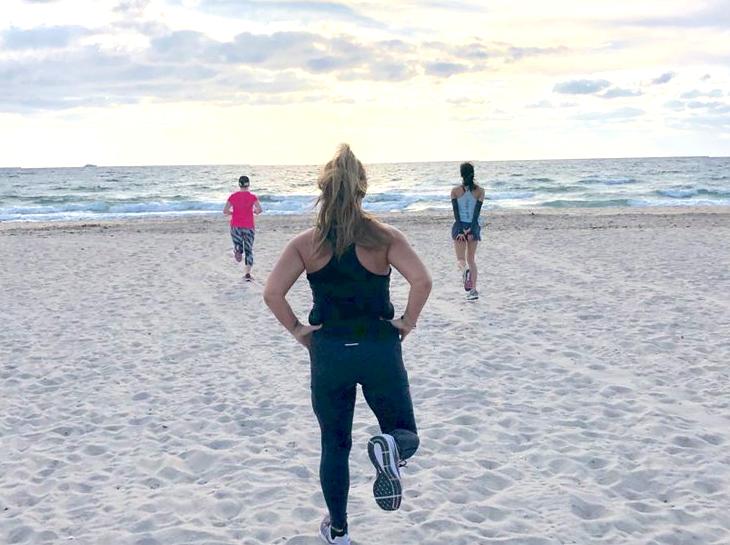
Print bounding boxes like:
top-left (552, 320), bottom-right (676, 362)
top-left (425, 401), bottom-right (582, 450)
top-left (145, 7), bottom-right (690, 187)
top-left (315, 144), bottom-right (390, 256)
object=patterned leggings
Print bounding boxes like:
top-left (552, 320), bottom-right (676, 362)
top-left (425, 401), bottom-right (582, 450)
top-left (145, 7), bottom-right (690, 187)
top-left (230, 227), bottom-right (255, 266)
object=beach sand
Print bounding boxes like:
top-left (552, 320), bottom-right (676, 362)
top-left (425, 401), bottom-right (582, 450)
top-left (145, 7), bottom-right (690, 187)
top-left (1, 208), bottom-right (729, 545)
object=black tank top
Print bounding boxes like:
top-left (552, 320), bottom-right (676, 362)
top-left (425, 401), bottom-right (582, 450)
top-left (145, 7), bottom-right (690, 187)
top-left (306, 244), bottom-right (395, 333)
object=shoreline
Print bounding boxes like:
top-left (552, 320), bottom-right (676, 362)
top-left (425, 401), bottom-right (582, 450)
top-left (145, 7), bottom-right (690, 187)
top-left (2, 205), bottom-right (730, 235)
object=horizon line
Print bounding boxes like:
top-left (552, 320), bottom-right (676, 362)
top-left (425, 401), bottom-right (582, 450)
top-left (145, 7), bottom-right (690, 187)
top-left (2, 154), bottom-right (726, 170)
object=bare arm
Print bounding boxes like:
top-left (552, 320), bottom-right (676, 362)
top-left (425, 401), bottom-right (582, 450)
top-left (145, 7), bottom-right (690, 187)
top-left (254, 200), bottom-right (262, 215)
top-left (386, 227), bottom-right (432, 338)
top-left (223, 201), bottom-right (232, 216)
top-left (263, 235), bottom-right (320, 346)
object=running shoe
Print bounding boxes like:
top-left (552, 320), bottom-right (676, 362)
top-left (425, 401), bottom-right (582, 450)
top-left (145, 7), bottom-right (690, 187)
top-left (463, 268), bottom-right (472, 291)
top-left (367, 433), bottom-right (402, 511)
top-left (466, 288), bottom-right (479, 301)
top-left (234, 250), bottom-right (243, 263)
top-left (319, 516), bottom-right (351, 544)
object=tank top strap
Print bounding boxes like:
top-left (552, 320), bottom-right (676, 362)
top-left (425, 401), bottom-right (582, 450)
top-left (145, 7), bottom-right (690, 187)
top-left (339, 243), bottom-right (360, 270)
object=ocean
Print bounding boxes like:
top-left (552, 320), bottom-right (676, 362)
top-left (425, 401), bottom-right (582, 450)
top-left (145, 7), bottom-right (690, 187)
top-left (1, 156), bottom-right (728, 222)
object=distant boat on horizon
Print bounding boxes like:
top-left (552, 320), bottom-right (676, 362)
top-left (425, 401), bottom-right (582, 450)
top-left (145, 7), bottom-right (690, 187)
top-left (83, 164), bottom-right (97, 168)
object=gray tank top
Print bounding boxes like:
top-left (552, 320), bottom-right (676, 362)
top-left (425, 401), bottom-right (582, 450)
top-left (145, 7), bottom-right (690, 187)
top-left (456, 188), bottom-right (477, 223)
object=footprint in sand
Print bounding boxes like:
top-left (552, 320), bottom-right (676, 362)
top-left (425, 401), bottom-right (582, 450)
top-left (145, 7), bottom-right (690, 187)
top-left (569, 495), bottom-right (608, 520)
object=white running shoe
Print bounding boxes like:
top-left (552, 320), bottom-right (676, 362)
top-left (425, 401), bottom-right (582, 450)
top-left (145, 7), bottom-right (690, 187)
top-left (367, 433), bottom-right (402, 511)
top-left (319, 516), bottom-right (351, 544)
top-left (466, 288), bottom-right (479, 301)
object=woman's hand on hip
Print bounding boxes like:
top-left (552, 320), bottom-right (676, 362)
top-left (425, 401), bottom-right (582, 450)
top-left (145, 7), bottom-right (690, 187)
top-left (293, 322), bottom-right (322, 348)
top-left (388, 317), bottom-right (414, 341)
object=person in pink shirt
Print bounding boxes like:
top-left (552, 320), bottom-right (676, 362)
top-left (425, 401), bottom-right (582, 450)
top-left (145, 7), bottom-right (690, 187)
top-left (224, 175), bottom-right (262, 281)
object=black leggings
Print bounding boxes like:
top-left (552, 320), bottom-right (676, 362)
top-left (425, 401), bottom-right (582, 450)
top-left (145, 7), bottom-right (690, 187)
top-left (309, 326), bottom-right (419, 529)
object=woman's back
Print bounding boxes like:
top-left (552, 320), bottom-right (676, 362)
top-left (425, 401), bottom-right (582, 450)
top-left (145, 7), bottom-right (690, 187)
top-left (456, 188), bottom-right (477, 223)
top-left (452, 185), bottom-right (484, 223)
top-left (292, 227), bottom-right (396, 330)
top-left (299, 227), bottom-right (391, 276)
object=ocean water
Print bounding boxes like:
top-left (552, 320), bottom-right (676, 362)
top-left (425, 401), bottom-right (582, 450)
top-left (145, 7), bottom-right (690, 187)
top-left (1, 156), bottom-right (728, 222)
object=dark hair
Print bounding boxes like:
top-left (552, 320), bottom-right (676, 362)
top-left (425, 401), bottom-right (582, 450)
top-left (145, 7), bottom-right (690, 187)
top-left (460, 162), bottom-right (475, 189)
top-left (238, 175), bottom-right (250, 187)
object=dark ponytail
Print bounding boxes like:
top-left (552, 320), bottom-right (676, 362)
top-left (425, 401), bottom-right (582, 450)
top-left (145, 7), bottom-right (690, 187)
top-left (460, 162), bottom-right (475, 189)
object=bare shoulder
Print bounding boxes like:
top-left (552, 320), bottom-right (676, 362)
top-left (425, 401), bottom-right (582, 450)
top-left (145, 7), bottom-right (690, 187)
top-left (451, 185), bottom-right (464, 198)
top-left (476, 186), bottom-right (486, 200)
top-left (290, 227), bottom-right (317, 252)
top-left (379, 223), bottom-right (408, 245)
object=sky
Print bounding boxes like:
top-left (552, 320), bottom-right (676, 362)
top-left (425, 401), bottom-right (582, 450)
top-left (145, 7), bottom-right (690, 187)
top-left (0, 0), bottom-right (729, 167)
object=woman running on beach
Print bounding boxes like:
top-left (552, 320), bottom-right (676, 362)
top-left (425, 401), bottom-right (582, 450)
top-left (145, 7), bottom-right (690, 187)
top-left (451, 162), bottom-right (484, 300)
top-left (224, 175), bottom-right (262, 281)
top-left (263, 144), bottom-right (432, 544)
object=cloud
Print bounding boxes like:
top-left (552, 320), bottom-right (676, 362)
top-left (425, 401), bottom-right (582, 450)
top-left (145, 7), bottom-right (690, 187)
top-left (0, 45), bottom-right (315, 112)
top-left (665, 98), bottom-right (730, 115)
top-left (686, 100), bottom-right (730, 113)
top-left (195, 0), bottom-right (383, 27)
top-left (424, 61), bottom-right (467, 77)
top-left (149, 30), bottom-right (556, 79)
top-left (450, 42), bottom-right (491, 61)
top-left (600, 87), bottom-right (642, 99)
top-left (526, 99), bottom-right (552, 109)
top-left (442, 41), bottom-right (569, 65)
top-left (651, 72), bottom-right (675, 85)
top-left (664, 100), bottom-right (685, 110)
top-left (574, 107), bottom-right (644, 121)
top-left (363, 61), bottom-right (416, 82)
top-left (618, 2), bottom-right (730, 29)
top-left (506, 45), bottom-right (569, 62)
top-left (674, 114), bottom-right (730, 130)
top-left (0, 14), bottom-right (589, 114)
top-left (680, 89), bottom-right (723, 99)
top-left (149, 30), bottom-right (405, 76)
top-left (0, 22), bottom-right (439, 112)
top-left (553, 79), bottom-right (611, 95)
top-left (418, 0), bottom-right (484, 9)
top-left (114, 0), bottom-right (151, 15)
top-left (1, 25), bottom-right (90, 49)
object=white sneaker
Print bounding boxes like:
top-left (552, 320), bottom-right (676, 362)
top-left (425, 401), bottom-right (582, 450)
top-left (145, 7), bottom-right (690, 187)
top-left (367, 434), bottom-right (402, 511)
top-left (319, 516), bottom-right (351, 544)
top-left (466, 289), bottom-right (479, 301)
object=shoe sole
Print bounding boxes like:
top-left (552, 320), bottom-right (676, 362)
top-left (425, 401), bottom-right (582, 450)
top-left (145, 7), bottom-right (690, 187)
top-left (367, 435), bottom-right (402, 511)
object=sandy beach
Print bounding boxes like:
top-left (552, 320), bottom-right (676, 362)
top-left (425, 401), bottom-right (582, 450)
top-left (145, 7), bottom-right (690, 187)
top-left (1, 207), bottom-right (729, 545)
